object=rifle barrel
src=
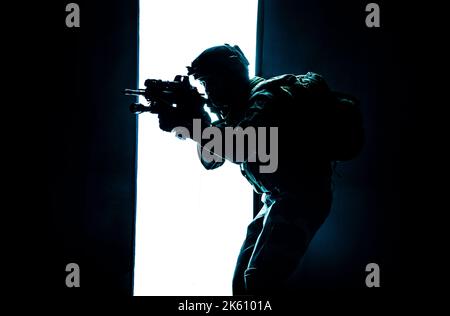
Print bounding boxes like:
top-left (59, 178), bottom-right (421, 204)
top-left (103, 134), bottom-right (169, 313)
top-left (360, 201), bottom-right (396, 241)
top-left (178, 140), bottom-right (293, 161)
top-left (123, 89), bottom-right (146, 96)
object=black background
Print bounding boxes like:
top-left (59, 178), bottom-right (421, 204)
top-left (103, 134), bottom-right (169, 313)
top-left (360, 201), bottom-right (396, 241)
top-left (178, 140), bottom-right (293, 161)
top-left (10, 0), bottom-right (441, 298)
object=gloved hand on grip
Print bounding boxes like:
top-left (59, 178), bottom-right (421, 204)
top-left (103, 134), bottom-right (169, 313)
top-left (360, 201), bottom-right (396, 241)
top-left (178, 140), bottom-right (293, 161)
top-left (155, 75), bottom-right (211, 134)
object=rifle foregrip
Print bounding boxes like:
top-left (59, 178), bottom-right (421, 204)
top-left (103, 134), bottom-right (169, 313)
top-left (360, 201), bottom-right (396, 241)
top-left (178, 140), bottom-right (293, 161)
top-left (129, 103), bottom-right (151, 114)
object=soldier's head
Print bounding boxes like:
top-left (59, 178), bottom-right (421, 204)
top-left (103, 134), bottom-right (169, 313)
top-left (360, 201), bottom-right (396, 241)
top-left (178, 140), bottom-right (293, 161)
top-left (187, 44), bottom-right (250, 118)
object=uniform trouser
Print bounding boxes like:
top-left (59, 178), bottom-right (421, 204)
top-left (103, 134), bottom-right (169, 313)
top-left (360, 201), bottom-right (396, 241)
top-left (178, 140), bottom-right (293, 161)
top-left (232, 189), bottom-right (332, 295)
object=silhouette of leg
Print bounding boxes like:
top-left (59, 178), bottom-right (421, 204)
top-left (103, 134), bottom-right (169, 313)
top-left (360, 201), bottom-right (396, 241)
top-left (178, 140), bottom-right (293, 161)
top-left (232, 207), bottom-right (266, 295)
top-left (244, 191), bottom-right (331, 294)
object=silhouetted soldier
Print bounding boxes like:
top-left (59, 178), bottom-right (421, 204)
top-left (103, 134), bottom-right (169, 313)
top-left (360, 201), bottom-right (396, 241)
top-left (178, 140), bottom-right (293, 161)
top-left (157, 44), bottom-right (363, 294)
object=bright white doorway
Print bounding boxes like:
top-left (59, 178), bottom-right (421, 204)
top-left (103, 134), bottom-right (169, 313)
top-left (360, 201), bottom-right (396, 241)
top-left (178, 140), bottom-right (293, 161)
top-left (134, 0), bottom-right (258, 296)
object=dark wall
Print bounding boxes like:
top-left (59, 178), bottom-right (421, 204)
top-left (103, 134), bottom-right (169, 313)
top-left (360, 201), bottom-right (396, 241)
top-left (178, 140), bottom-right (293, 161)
top-left (258, 0), bottom-right (425, 288)
top-left (29, 1), bottom-right (139, 294)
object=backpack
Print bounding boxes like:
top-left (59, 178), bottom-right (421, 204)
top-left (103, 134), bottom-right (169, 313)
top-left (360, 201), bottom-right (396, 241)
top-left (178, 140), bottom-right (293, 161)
top-left (250, 72), bottom-right (364, 161)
